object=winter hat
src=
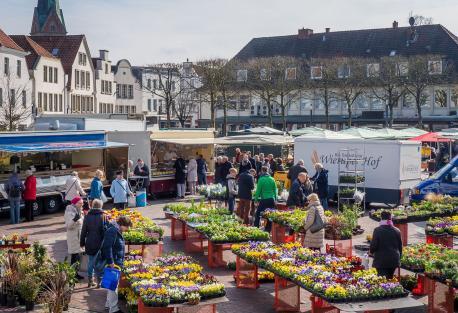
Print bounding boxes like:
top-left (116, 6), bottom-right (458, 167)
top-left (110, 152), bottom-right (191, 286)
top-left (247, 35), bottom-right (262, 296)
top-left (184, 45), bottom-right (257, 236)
top-left (71, 196), bottom-right (82, 205)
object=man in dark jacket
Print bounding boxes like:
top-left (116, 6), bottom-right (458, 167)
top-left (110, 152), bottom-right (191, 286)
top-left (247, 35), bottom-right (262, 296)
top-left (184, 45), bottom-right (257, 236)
top-left (311, 163), bottom-right (329, 209)
top-left (237, 169), bottom-right (255, 224)
top-left (220, 156), bottom-right (233, 184)
top-left (133, 158), bottom-right (150, 191)
top-left (369, 211), bottom-right (403, 279)
top-left (247, 151), bottom-right (256, 169)
top-left (196, 155), bottom-right (208, 186)
top-left (286, 173), bottom-right (312, 208)
top-left (214, 156), bottom-right (222, 184)
top-left (174, 156), bottom-right (186, 198)
top-left (80, 199), bottom-right (105, 287)
top-left (239, 155), bottom-right (253, 174)
top-left (287, 160), bottom-right (307, 183)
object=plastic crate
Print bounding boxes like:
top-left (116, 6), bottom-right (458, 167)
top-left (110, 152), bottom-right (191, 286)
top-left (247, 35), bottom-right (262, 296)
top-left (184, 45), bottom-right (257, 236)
top-left (235, 255), bottom-right (259, 289)
top-left (425, 234), bottom-right (454, 248)
top-left (185, 226), bottom-right (206, 253)
top-left (274, 276), bottom-right (300, 312)
top-left (326, 239), bottom-right (352, 257)
top-left (310, 295), bottom-right (339, 313)
top-left (137, 298), bottom-right (173, 313)
top-left (177, 304), bottom-right (216, 313)
top-left (271, 223), bottom-right (296, 244)
top-left (412, 274), bottom-right (428, 296)
top-left (171, 217), bottom-right (186, 241)
top-left (426, 277), bottom-right (455, 313)
top-left (207, 242), bottom-right (231, 268)
top-left (394, 223), bottom-right (408, 246)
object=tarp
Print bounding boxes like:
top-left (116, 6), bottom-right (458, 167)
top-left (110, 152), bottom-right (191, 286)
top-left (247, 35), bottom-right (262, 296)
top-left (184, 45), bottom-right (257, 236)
top-left (339, 127), bottom-right (386, 139)
top-left (215, 134), bottom-right (293, 146)
top-left (362, 127), bottom-right (412, 140)
top-left (438, 128), bottom-right (458, 140)
top-left (152, 138), bottom-right (215, 145)
top-left (0, 141), bottom-right (128, 153)
top-left (409, 132), bottom-right (451, 143)
top-left (235, 126), bottom-right (283, 135)
top-left (289, 127), bottom-right (326, 137)
top-left (296, 130), bottom-right (359, 140)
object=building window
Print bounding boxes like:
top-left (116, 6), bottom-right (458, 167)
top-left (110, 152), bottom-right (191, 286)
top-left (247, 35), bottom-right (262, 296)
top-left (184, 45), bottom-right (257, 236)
top-left (371, 96), bottom-right (384, 110)
top-left (105, 63), bottom-right (109, 74)
top-left (147, 79), bottom-right (152, 89)
top-left (16, 60), bottom-right (21, 78)
top-left (148, 99), bottom-right (152, 111)
top-left (300, 96), bottom-right (312, 110)
top-left (81, 71), bottom-right (85, 88)
top-left (86, 72), bottom-right (90, 89)
top-left (49, 93), bottom-right (53, 111)
top-left (44, 66), bottom-right (48, 82)
top-left (37, 92), bottom-right (42, 110)
top-left (403, 93), bottom-right (415, 108)
top-left (122, 85), bottom-right (127, 98)
top-left (337, 64), bottom-right (350, 78)
top-left (285, 67), bottom-right (297, 80)
top-left (250, 105), bottom-right (255, 115)
top-left (239, 95), bottom-right (250, 110)
top-left (43, 93), bottom-right (48, 111)
top-left (310, 66), bottom-right (323, 79)
top-left (153, 79), bottom-right (157, 89)
top-left (236, 69), bottom-right (248, 82)
top-left (434, 88), bottom-right (448, 108)
top-left (49, 66), bottom-right (53, 83)
top-left (54, 94), bottom-right (58, 111)
top-left (109, 82), bottom-right (112, 94)
top-left (59, 94), bottom-right (63, 111)
top-left (171, 81), bottom-right (176, 92)
top-left (153, 99), bottom-right (157, 111)
top-left (428, 60), bottom-right (442, 75)
top-left (355, 95), bottom-right (369, 110)
top-left (22, 90), bottom-right (26, 107)
top-left (260, 68), bottom-right (270, 81)
top-left (54, 68), bottom-right (58, 83)
top-left (75, 70), bottom-right (80, 88)
top-left (4, 57), bottom-right (9, 75)
top-left (128, 85), bottom-right (133, 98)
top-left (396, 62), bottom-right (408, 76)
top-left (367, 63), bottom-right (380, 77)
top-left (0, 88), bottom-right (2, 106)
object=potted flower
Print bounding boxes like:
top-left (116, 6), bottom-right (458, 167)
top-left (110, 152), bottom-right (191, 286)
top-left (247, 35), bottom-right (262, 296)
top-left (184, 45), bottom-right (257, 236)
top-left (18, 274), bottom-right (40, 311)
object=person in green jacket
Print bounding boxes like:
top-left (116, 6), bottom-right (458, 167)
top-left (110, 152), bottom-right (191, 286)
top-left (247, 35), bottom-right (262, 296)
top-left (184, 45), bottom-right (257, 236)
top-left (254, 166), bottom-right (278, 231)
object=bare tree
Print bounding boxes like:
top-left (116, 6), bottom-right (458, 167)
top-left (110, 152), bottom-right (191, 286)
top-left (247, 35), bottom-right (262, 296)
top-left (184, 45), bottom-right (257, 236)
top-left (369, 56), bottom-right (407, 127)
top-left (218, 61), bottom-right (239, 136)
top-left (141, 63), bottom-right (182, 128)
top-left (333, 58), bottom-right (366, 127)
top-left (0, 76), bottom-right (31, 131)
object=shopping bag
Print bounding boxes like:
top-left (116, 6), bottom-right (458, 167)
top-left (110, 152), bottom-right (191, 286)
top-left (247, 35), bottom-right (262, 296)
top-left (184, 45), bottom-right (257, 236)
top-left (127, 195), bottom-right (136, 208)
top-left (101, 266), bottom-right (121, 291)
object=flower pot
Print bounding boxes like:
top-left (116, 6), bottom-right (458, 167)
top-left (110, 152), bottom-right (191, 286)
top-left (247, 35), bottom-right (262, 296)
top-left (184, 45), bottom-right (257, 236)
top-left (6, 294), bottom-right (17, 308)
top-left (0, 292), bottom-right (7, 306)
top-left (25, 301), bottom-right (35, 311)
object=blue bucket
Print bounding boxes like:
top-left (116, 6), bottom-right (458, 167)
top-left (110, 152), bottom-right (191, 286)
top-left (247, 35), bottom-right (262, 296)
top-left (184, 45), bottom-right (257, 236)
top-left (136, 191), bottom-right (147, 207)
top-left (101, 267), bottom-right (121, 291)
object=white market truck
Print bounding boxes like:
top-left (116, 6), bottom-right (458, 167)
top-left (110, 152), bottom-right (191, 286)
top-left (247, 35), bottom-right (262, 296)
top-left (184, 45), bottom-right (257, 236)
top-left (294, 137), bottom-right (422, 205)
top-left (0, 131), bottom-right (129, 216)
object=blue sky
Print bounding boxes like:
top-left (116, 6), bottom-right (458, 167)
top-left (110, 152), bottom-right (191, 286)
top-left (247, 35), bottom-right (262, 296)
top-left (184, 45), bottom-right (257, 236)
top-left (2, 0), bottom-right (458, 65)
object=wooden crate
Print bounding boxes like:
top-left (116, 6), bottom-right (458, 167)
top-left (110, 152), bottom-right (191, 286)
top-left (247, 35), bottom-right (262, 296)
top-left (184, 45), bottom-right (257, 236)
top-left (235, 255), bottom-right (259, 289)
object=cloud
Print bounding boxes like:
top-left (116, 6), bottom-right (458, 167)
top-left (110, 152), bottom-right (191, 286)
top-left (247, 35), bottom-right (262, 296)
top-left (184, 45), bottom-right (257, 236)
top-left (2, 0), bottom-right (458, 65)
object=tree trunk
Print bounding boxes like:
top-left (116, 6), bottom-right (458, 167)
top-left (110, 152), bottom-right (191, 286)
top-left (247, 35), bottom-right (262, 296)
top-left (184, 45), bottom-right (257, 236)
top-left (389, 105), bottom-right (394, 128)
top-left (347, 102), bottom-right (352, 127)
top-left (266, 97), bottom-right (273, 127)
top-left (324, 89), bottom-right (329, 129)
top-left (222, 90), bottom-right (228, 136)
top-left (281, 94), bottom-right (286, 132)
top-left (416, 91), bottom-right (423, 129)
top-left (166, 104), bottom-right (171, 128)
top-left (210, 92), bottom-right (216, 129)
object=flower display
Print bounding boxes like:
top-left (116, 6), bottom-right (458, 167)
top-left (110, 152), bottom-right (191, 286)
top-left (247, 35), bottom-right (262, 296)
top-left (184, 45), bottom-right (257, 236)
top-left (197, 184), bottom-right (227, 199)
top-left (263, 209), bottom-right (307, 232)
top-left (164, 202), bottom-right (229, 217)
top-left (196, 221), bottom-right (269, 243)
top-left (426, 216), bottom-right (458, 236)
top-left (232, 241), bottom-right (407, 302)
top-left (123, 254), bottom-right (226, 307)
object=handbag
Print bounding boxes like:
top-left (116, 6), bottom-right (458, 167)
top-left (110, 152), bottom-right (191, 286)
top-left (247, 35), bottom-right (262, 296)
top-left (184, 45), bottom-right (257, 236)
top-left (309, 207), bottom-right (325, 234)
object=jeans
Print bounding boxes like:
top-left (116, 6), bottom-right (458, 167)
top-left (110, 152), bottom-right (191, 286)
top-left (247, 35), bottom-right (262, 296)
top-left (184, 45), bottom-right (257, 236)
top-left (177, 183), bottom-right (186, 197)
top-left (254, 198), bottom-right (275, 232)
top-left (87, 254), bottom-right (98, 279)
top-left (106, 288), bottom-right (119, 313)
top-left (228, 196), bottom-right (236, 213)
top-left (9, 198), bottom-right (21, 224)
top-left (320, 198), bottom-right (328, 209)
top-left (198, 173), bottom-right (207, 185)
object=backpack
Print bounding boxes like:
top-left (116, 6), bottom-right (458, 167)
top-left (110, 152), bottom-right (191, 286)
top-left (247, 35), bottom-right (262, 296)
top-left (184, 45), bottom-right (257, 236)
top-left (9, 182), bottom-right (23, 198)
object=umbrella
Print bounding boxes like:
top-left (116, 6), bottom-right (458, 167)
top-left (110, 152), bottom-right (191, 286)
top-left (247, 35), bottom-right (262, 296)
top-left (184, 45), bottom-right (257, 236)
top-left (409, 132), bottom-right (451, 143)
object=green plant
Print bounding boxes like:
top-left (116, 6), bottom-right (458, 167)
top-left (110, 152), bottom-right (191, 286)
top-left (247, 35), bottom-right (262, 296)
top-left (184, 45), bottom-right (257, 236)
top-left (18, 273), bottom-right (40, 302)
top-left (339, 175), bottom-right (365, 184)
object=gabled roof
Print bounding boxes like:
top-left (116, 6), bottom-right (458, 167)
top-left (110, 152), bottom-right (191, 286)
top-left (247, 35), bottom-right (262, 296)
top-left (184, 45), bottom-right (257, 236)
top-left (0, 28), bottom-right (25, 52)
top-left (234, 24), bottom-right (458, 63)
top-left (10, 35), bottom-right (55, 69)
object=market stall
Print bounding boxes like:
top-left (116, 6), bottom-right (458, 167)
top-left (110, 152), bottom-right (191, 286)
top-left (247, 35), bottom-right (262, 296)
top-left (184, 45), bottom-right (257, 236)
top-left (150, 130), bottom-right (216, 196)
top-left (0, 131), bottom-right (129, 215)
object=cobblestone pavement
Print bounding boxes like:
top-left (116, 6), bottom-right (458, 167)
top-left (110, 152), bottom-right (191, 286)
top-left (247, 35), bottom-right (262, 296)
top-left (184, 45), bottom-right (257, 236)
top-left (0, 198), bottom-right (450, 313)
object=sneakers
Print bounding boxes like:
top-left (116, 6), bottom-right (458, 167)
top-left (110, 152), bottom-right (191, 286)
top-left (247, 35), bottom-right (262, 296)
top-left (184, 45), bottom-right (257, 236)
top-left (87, 277), bottom-right (96, 288)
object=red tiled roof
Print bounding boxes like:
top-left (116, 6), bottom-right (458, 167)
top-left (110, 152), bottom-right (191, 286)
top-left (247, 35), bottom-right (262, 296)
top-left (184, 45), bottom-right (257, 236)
top-left (30, 35), bottom-right (85, 87)
top-left (10, 35), bottom-right (55, 69)
top-left (0, 27), bottom-right (25, 52)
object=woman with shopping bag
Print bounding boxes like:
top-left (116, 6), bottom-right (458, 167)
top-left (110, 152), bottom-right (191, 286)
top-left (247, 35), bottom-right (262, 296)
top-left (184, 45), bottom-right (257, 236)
top-left (96, 215), bottom-right (132, 313)
top-left (302, 193), bottom-right (326, 251)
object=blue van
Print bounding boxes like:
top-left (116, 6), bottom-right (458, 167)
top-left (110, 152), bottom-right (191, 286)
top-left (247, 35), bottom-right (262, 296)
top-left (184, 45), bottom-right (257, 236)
top-left (411, 156), bottom-right (458, 201)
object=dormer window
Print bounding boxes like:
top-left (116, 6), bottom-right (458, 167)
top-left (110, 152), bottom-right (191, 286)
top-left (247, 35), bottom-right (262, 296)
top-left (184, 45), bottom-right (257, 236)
top-left (236, 69), bottom-right (248, 82)
top-left (367, 63), bottom-right (380, 77)
top-left (428, 60), bottom-right (442, 75)
top-left (337, 65), bottom-right (350, 78)
top-left (310, 66), bottom-right (322, 79)
top-left (285, 67), bottom-right (297, 80)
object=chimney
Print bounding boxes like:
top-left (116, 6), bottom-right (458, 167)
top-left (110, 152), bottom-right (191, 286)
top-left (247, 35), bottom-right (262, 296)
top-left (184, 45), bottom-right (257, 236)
top-left (325, 27), bottom-right (330, 33)
top-left (392, 21), bottom-right (399, 29)
top-left (99, 49), bottom-right (109, 60)
top-left (298, 28), bottom-right (313, 39)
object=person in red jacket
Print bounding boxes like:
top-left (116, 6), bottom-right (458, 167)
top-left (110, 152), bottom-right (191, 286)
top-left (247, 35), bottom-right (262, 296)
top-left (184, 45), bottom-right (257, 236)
top-left (23, 170), bottom-right (37, 222)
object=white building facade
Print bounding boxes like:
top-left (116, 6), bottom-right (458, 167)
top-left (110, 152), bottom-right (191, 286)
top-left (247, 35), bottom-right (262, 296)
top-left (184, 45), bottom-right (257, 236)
top-left (113, 59), bottom-right (142, 114)
top-left (93, 50), bottom-right (115, 114)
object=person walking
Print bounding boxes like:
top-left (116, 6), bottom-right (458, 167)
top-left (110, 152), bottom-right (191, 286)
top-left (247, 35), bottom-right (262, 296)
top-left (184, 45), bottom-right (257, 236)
top-left (237, 169), bottom-right (255, 224)
top-left (23, 170), bottom-right (37, 222)
top-left (64, 196), bottom-right (85, 280)
top-left (226, 168), bottom-right (238, 213)
top-left (302, 193), bottom-right (326, 251)
top-left (187, 157), bottom-right (198, 195)
top-left (253, 166), bottom-right (278, 231)
top-left (220, 156), bottom-right (233, 185)
top-left (286, 173), bottom-right (312, 209)
top-left (287, 160), bottom-right (307, 183)
top-left (89, 170), bottom-right (104, 208)
top-left (247, 151), bottom-right (256, 169)
top-left (239, 155), bottom-right (253, 174)
top-left (311, 163), bottom-right (329, 209)
top-left (369, 211), bottom-right (403, 279)
top-left (110, 171), bottom-right (133, 210)
top-left (196, 155), bottom-right (208, 186)
top-left (80, 199), bottom-right (105, 287)
top-left (214, 156), bottom-right (223, 185)
top-left (133, 158), bottom-right (150, 191)
top-left (254, 155), bottom-right (263, 176)
top-left (100, 216), bottom-right (132, 313)
top-left (5, 172), bottom-right (23, 224)
top-left (174, 156), bottom-right (186, 199)
top-left (64, 171), bottom-right (86, 204)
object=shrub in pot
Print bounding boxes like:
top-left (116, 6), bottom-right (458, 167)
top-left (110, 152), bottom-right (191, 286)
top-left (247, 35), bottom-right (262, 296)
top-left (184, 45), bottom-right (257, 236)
top-left (18, 274), bottom-right (41, 311)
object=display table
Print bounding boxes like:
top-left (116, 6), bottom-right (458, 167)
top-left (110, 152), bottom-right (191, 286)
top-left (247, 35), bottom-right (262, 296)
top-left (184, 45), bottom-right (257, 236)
top-left (328, 296), bottom-right (424, 313)
top-left (126, 242), bottom-right (163, 260)
top-left (425, 277), bottom-right (456, 313)
top-left (165, 214), bottom-right (186, 241)
top-left (184, 224), bottom-right (207, 253)
top-left (271, 222), bottom-right (296, 244)
top-left (138, 296), bottom-right (229, 313)
top-left (235, 255), bottom-right (259, 289)
top-left (425, 234), bottom-right (454, 248)
top-left (394, 222), bottom-right (408, 246)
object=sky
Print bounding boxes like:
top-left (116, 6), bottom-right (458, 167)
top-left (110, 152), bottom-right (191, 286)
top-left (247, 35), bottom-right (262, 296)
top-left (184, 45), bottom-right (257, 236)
top-left (2, 0), bottom-right (458, 66)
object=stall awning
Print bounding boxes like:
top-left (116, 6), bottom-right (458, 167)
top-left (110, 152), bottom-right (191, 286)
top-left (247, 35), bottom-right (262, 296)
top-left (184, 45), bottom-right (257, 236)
top-left (152, 138), bottom-right (215, 145)
top-left (0, 141), bottom-right (128, 153)
top-left (215, 135), bottom-right (294, 146)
